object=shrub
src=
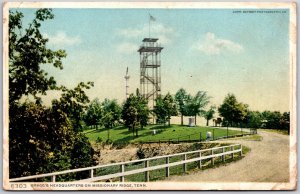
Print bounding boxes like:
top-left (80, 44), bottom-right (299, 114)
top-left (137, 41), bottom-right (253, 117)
top-left (96, 137), bottom-right (103, 143)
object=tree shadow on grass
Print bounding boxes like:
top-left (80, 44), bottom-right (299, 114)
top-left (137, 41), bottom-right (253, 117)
top-left (84, 125), bottom-right (127, 135)
top-left (116, 128), bottom-right (157, 143)
top-left (113, 125), bottom-right (128, 130)
top-left (84, 128), bottom-right (103, 134)
top-left (137, 130), bottom-right (153, 138)
top-left (149, 125), bottom-right (172, 130)
top-left (120, 129), bottom-right (133, 135)
top-left (114, 135), bottom-right (135, 143)
top-left (120, 126), bottom-right (149, 135)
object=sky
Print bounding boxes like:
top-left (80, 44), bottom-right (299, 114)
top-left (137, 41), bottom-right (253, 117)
top-left (14, 8), bottom-right (290, 112)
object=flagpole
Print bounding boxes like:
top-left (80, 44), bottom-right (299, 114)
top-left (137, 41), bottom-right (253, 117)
top-left (149, 14), bottom-right (150, 38)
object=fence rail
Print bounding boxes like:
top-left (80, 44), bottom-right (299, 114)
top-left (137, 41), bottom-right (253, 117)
top-left (141, 130), bottom-right (256, 144)
top-left (10, 144), bottom-right (242, 183)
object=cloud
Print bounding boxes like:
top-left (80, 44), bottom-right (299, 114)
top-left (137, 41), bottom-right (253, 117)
top-left (118, 22), bottom-right (176, 45)
top-left (44, 31), bottom-right (82, 47)
top-left (117, 22), bottom-right (176, 54)
top-left (194, 32), bottom-right (244, 55)
top-left (117, 42), bottom-right (138, 54)
top-left (118, 28), bottom-right (143, 38)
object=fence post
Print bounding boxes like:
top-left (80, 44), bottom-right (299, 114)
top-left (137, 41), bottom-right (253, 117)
top-left (183, 154), bottom-right (187, 173)
top-left (227, 128), bottom-right (229, 138)
top-left (222, 147), bottom-right (225, 162)
top-left (145, 160), bottom-right (149, 182)
top-left (198, 151), bottom-right (202, 169)
top-left (166, 157), bottom-right (170, 177)
top-left (211, 149), bottom-right (214, 165)
top-left (240, 145), bottom-right (243, 157)
top-left (89, 169), bottom-right (94, 178)
top-left (199, 132), bottom-right (202, 142)
top-left (231, 146), bottom-right (234, 159)
top-left (120, 164), bottom-right (125, 182)
top-left (51, 175), bottom-right (56, 182)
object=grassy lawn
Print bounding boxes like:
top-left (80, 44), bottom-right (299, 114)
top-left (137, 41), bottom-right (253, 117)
top-left (84, 124), bottom-right (244, 143)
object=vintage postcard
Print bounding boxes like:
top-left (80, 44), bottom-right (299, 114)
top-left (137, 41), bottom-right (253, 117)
top-left (2, 2), bottom-right (297, 191)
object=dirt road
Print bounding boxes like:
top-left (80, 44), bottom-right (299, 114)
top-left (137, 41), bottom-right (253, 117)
top-left (163, 130), bottom-right (290, 182)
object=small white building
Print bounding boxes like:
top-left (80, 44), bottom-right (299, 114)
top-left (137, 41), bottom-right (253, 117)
top-left (188, 118), bottom-right (195, 127)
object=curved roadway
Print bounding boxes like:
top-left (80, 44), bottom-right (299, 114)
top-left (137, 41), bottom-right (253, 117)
top-left (163, 130), bottom-right (289, 182)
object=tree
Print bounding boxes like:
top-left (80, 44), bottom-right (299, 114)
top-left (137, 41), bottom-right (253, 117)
top-left (9, 9), bottom-right (95, 179)
top-left (84, 98), bottom-right (102, 129)
top-left (163, 93), bottom-right (178, 126)
top-left (122, 99), bottom-right (138, 136)
top-left (9, 102), bottom-right (95, 179)
top-left (281, 112), bottom-right (290, 131)
top-left (68, 133), bottom-right (95, 180)
top-left (136, 93), bottom-right (150, 131)
top-left (101, 99), bottom-right (121, 128)
top-left (153, 93), bottom-right (178, 126)
top-left (9, 9), bottom-right (66, 104)
top-left (122, 90), bottom-right (149, 137)
top-left (101, 99), bottom-right (122, 140)
top-left (51, 82), bottom-right (94, 132)
top-left (204, 105), bottom-right (216, 126)
top-left (153, 96), bottom-right (166, 124)
top-left (175, 88), bottom-right (188, 125)
top-left (185, 91), bottom-right (210, 126)
top-left (246, 111), bottom-right (262, 129)
top-left (218, 94), bottom-right (248, 128)
top-left (261, 111), bottom-right (289, 131)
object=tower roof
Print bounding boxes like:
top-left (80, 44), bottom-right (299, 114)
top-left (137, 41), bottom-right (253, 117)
top-left (142, 38), bottom-right (159, 42)
top-left (138, 46), bottom-right (163, 53)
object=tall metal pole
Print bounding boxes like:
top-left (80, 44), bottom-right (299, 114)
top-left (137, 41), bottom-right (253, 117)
top-left (125, 78), bottom-right (128, 98)
top-left (125, 67), bottom-right (130, 99)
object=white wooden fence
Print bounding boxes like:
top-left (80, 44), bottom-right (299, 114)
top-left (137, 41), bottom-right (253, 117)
top-left (9, 144), bottom-right (242, 183)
